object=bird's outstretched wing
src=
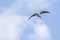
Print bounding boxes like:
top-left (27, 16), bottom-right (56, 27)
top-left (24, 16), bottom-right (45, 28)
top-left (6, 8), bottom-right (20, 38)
top-left (40, 11), bottom-right (50, 14)
top-left (28, 13), bottom-right (38, 20)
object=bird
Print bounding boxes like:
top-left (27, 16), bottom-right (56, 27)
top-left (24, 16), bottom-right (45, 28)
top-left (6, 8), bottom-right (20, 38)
top-left (28, 11), bottom-right (50, 20)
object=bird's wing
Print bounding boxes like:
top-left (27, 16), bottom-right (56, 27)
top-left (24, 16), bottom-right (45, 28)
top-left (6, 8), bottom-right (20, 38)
top-left (28, 13), bottom-right (38, 20)
top-left (40, 11), bottom-right (50, 14)
top-left (38, 15), bottom-right (42, 18)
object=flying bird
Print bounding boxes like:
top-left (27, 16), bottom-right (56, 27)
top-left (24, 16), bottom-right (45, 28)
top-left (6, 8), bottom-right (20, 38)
top-left (28, 11), bottom-right (50, 20)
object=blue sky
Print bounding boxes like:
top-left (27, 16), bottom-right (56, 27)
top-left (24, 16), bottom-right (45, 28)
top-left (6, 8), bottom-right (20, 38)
top-left (44, 1), bottom-right (60, 40)
top-left (0, 0), bottom-right (60, 40)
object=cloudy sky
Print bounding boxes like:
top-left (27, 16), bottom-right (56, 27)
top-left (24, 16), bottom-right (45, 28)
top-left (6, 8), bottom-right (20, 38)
top-left (0, 0), bottom-right (60, 40)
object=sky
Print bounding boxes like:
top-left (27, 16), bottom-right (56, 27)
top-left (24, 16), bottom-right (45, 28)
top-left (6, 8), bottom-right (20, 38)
top-left (0, 0), bottom-right (60, 40)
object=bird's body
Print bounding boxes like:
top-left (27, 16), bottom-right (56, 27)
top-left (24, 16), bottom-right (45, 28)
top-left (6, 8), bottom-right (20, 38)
top-left (28, 11), bottom-right (50, 20)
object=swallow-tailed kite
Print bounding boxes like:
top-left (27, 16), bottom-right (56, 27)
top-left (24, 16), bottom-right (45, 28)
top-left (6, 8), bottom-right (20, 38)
top-left (28, 11), bottom-right (50, 20)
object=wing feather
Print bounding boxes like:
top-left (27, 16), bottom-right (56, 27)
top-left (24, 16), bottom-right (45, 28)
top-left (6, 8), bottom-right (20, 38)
top-left (38, 15), bottom-right (42, 18)
top-left (40, 11), bottom-right (50, 14)
top-left (28, 13), bottom-right (38, 20)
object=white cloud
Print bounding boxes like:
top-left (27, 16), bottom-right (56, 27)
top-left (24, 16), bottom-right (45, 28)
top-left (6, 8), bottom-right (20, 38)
top-left (34, 23), bottom-right (51, 40)
top-left (0, 15), bottom-right (22, 40)
top-left (0, 0), bottom-right (51, 40)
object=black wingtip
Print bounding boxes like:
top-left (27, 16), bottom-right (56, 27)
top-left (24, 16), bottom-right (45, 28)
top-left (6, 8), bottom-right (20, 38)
top-left (28, 17), bottom-right (31, 20)
top-left (41, 11), bottom-right (50, 13)
top-left (28, 18), bottom-right (30, 20)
